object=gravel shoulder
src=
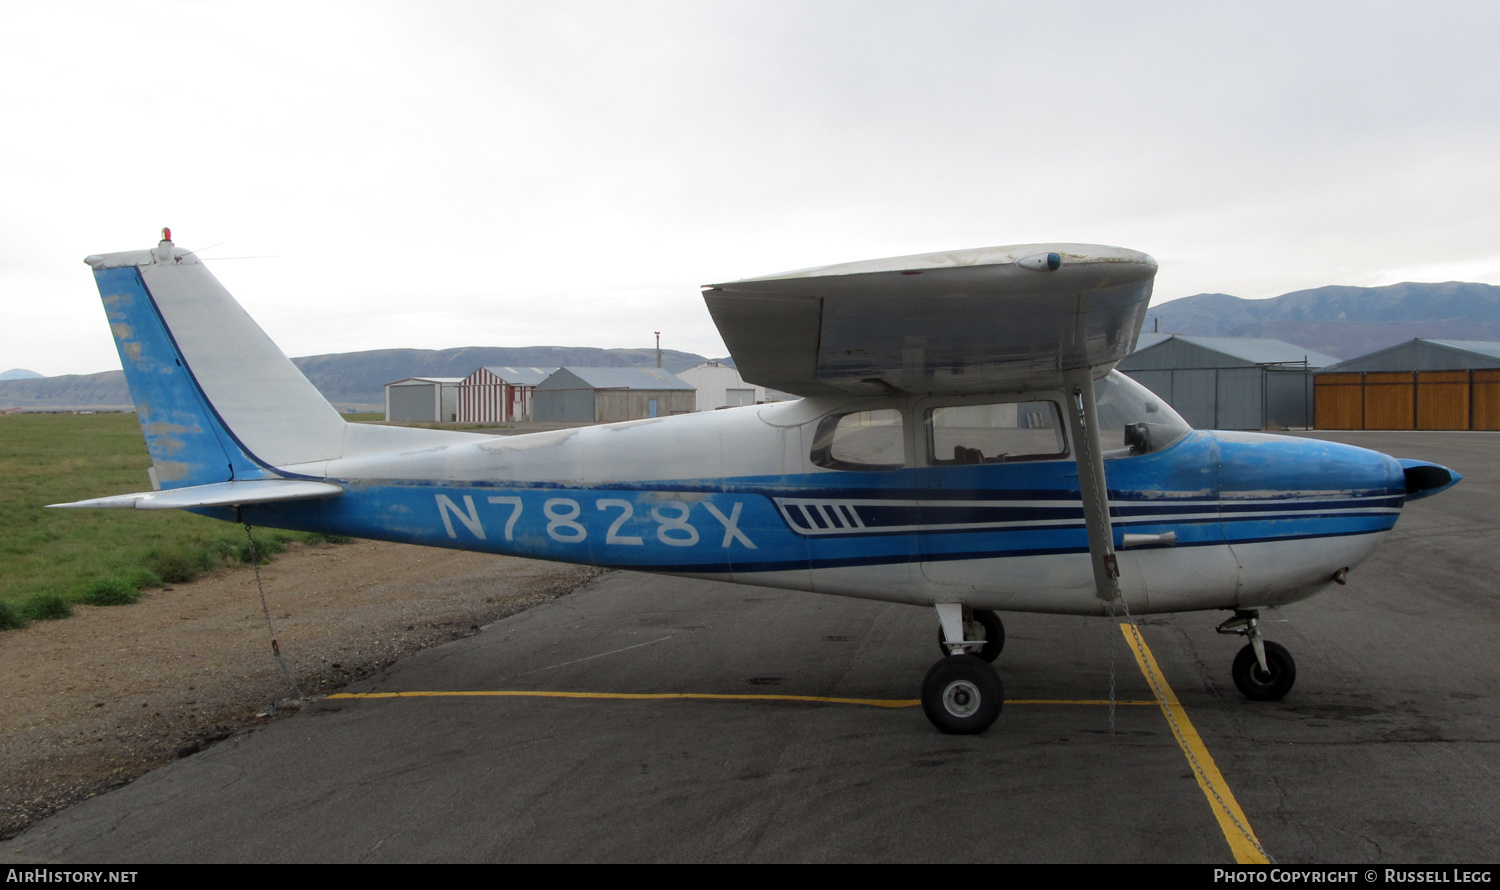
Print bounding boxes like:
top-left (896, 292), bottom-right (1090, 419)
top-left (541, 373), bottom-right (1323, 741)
top-left (0, 539), bottom-right (600, 839)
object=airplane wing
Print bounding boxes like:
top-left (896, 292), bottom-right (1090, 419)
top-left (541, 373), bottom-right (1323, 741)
top-left (703, 243), bottom-right (1156, 397)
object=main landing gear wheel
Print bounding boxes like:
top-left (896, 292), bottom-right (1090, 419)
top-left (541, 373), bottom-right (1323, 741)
top-left (1232, 640), bottom-right (1297, 701)
top-left (921, 655), bottom-right (1003, 734)
top-left (936, 608), bottom-right (1005, 663)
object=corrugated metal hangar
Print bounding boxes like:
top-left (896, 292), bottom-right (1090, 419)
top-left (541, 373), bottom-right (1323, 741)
top-left (1118, 335), bottom-right (1340, 430)
top-left (533, 367), bottom-right (695, 423)
top-left (385, 377), bottom-right (463, 422)
top-left (1314, 339), bottom-right (1500, 430)
top-left (457, 366), bottom-right (554, 423)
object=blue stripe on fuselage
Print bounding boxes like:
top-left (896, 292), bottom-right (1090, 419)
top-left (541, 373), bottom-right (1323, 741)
top-left (230, 431), bottom-right (1405, 575)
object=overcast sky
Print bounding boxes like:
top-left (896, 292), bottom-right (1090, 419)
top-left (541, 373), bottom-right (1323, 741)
top-left (4, 1), bottom-right (1499, 376)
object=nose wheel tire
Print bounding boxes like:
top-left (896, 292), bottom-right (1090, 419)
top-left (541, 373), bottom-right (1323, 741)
top-left (1232, 640), bottom-right (1297, 701)
top-left (921, 654), bottom-right (1003, 734)
top-left (936, 608), bottom-right (1005, 663)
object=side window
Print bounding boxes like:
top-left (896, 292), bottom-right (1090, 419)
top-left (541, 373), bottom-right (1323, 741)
top-left (927, 400), bottom-right (1068, 465)
top-left (810, 409), bottom-right (905, 471)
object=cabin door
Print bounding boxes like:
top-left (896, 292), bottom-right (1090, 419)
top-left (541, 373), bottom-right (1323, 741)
top-left (911, 396), bottom-right (1163, 613)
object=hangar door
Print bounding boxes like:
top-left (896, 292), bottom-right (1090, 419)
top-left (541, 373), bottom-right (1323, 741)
top-left (1315, 370), bottom-right (1500, 430)
top-left (1214, 368), bottom-right (1263, 430)
top-left (388, 384), bottom-right (438, 422)
top-left (1123, 369), bottom-right (1266, 430)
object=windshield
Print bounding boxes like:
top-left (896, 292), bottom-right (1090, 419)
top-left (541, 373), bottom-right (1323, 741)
top-left (1093, 371), bottom-right (1191, 457)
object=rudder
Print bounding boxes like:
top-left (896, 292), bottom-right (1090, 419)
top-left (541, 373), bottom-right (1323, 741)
top-left (94, 261), bottom-right (265, 488)
top-left (86, 235), bottom-right (349, 488)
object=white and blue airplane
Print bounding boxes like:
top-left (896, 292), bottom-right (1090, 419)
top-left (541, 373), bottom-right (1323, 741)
top-left (54, 232), bottom-right (1460, 734)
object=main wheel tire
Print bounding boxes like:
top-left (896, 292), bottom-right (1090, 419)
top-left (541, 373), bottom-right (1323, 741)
top-left (921, 654), bottom-right (1003, 734)
top-left (936, 609), bottom-right (1005, 663)
top-left (1232, 641), bottom-right (1297, 701)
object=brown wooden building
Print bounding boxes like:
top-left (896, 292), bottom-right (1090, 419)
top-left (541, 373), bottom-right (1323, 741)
top-left (1314, 340), bottom-right (1500, 430)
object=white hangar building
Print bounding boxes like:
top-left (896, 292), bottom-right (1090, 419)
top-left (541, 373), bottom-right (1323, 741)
top-left (676, 360), bottom-right (769, 410)
top-left (384, 377), bottom-right (464, 423)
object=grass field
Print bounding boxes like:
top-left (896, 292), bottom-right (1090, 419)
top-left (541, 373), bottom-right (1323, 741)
top-left (341, 412), bottom-right (514, 431)
top-left (0, 413), bottom-right (342, 625)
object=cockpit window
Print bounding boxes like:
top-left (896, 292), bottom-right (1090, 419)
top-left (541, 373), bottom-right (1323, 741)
top-left (927, 401), bottom-right (1068, 464)
top-left (1093, 371), bottom-right (1191, 458)
top-left (810, 409), bottom-right (905, 471)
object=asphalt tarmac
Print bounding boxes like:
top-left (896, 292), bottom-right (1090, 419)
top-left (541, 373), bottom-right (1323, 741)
top-left (2, 431), bottom-right (1496, 863)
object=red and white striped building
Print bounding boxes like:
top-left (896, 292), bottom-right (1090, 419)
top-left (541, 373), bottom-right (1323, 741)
top-left (457, 367), bottom-right (555, 422)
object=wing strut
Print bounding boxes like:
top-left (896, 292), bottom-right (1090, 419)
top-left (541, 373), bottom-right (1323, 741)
top-left (1062, 368), bottom-right (1122, 605)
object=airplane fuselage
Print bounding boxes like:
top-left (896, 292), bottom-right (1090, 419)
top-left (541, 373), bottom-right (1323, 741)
top-left (229, 386), bottom-right (1407, 617)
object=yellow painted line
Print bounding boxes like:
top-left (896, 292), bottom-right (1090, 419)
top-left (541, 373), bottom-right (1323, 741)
top-left (1018, 699), bottom-right (1156, 706)
top-left (1119, 623), bottom-right (1270, 865)
top-left (332, 690), bottom-right (920, 708)
top-left (328, 690), bottom-right (1158, 708)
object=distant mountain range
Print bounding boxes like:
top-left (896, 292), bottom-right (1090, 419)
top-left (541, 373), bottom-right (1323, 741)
top-left (0, 346), bottom-right (715, 412)
top-left (0, 368), bottom-right (42, 380)
top-left (1147, 281), bottom-right (1500, 359)
top-left (292, 346), bottom-right (713, 407)
top-left (8, 280), bottom-right (1500, 411)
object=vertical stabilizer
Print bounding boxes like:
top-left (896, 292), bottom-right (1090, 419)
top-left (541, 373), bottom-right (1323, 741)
top-left (85, 235), bottom-right (349, 488)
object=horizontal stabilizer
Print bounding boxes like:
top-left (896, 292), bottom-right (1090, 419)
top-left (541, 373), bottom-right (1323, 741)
top-left (48, 479), bottom-right (344, 511)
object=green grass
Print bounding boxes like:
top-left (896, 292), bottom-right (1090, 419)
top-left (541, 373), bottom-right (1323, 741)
top-left (81, 574), bottom-right (143, 606)
top-left (0, 413), bottom-right (350, 625)
top-left (20, 590), bottom-right (71, 620)
top-left (144, 545), bottom-right (216, 584)
top-left (341, 412), bottom-right (518, 431)
top-left (0, 600), bottom-right (25, 630)
top-left (236, 534), bottom-right (286, 565)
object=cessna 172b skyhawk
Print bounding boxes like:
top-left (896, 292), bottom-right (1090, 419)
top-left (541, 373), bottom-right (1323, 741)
top-left (55, 233), bottom-right (1460, 734)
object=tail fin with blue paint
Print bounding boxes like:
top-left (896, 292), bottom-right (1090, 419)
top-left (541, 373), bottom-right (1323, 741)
top-left (83, 232), bottom-right (350, 490)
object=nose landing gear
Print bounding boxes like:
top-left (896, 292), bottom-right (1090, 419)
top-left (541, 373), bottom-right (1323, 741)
top-left (1218, 610), bottom-right (1298, 701)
